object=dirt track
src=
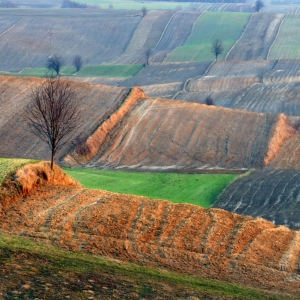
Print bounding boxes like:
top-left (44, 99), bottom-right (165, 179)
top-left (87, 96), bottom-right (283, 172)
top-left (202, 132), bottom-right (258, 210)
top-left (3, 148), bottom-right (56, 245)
top-left (1, 165), bottom-right (300, 296)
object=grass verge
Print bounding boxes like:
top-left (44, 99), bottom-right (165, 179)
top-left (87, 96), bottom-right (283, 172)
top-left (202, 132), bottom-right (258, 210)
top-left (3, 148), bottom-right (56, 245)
top-left (166, 12), bottom-right (251, 62)
top-left (64, 168), bottom-right (237, 208)
top-left (0, 232), bottom-right (285, 299)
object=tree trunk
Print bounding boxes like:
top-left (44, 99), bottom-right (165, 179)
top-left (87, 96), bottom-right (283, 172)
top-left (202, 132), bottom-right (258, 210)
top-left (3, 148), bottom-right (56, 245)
top-left (50, 150), bottom-right (54, 170)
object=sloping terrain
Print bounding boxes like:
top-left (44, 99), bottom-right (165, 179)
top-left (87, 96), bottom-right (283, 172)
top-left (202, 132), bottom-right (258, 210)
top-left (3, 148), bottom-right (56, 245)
top-left (80, 98), bottom-right (294, 171)
top-left (108, 10), bottom-right (175, 65)
top-left (268, 14), bottom-right (300, 59)
top-left (166, 12), bottom-right (250, 62)
top-left (121, 61), bottom-right (212, 87)
top-left (216, 168), bottom-right (300, 229)
top-left (226, 13), bottom-right (285, 60)
top-left (150, 11), bottom-right (202, 63)
top-left (187, 3), bottom-right (254, 12)
top-left (1, 162), bottom-right (300, 296)
top-left (0, 11), bottom-right (141, 71)
top-left (264, 59), bottom-right (300, 84)
top-left (0, 76), bottom-right (134, 161)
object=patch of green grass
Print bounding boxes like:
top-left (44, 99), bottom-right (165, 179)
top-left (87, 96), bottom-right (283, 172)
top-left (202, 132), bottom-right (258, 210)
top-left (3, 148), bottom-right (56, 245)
top-left (269, 14), bottom-right (300, 59)
top-left (0, 158), bottom-right (37, 184)
top-left (166, 12), bottom-right (251, 62)
top-left (75, 64), bottom-right (144, 77)
top-left (64, 168), bottom-right (237, 208)
top-left (0, 232), bottom-right (285, 299)
top-left (0, 65), bottom-right (144, 78)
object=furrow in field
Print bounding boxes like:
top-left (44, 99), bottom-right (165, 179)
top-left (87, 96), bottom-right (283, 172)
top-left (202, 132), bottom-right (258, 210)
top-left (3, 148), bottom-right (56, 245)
top-left (2, 175), bottom-right (300, 293)
top-left (216, 169), bottom-right (300, 229)
top-left (85, 98), bottom-right (289, 171)
top-left (108, 11), bottom-right (174, 65)
top-left (226, 13), bottom-right (285, 60)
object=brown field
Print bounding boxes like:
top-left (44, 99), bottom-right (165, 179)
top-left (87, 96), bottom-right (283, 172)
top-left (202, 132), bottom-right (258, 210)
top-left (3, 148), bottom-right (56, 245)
top-left (1, 162), bottom-right (300, 296)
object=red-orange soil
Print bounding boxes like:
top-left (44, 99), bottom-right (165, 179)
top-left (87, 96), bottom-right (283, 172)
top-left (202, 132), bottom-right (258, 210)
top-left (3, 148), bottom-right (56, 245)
top-left (1, 163), bottom-right (300, 296)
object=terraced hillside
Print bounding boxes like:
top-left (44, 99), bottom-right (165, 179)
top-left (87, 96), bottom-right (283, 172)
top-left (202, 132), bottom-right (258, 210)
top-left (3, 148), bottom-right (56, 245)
top-left (166, 12), bottom-right (250, 62)
top-left (216, 168), bottom-right (300, 229)
top-left (1, 161), bottom-right (300, 296)
top-left (226, 13), bottom-right (285, 60)
top-left (77, 98), bottom-right (294, 171)
top-left (0, 76), bottom-right (135, 161)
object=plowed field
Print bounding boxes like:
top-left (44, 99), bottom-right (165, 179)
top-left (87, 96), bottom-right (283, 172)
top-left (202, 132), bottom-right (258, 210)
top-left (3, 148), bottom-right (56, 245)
top-left (0, 76), bottom-right (131, 161)
top-left (226, 13), bottom-right (285, 60)
top-left (1, 164), bottom-right (300, 296)
top-left (216, 168), bottom-right (300, 230)
top-left (86, 98), bottom-right (291, 170)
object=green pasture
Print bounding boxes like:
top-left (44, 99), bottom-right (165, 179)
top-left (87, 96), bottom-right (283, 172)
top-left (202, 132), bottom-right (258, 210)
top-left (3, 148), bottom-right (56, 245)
top-left (64, 168), bottom-right (237, 208)
top-left (84, 0), bottom-right (191, 10)
top-left (0, 233), bottom-right (283, 299)
top-left (166, 12), bottom-right (251, 62)
top-left (0, 158), bottom-right (37, 184)
top-left (269, 14), bottom-right (300, 59)
top-left (0, 65), bottom-right (144, 78)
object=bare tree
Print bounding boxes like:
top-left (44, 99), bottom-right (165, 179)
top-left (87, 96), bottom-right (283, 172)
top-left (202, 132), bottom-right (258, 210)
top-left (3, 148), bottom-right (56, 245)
top-left (145, 49), bottom-right (151, 66)
top-left (46, 55), bottom-right (65, 76)
top-left (255, 0), bottom-right (264, 12)
top-left (23, 79), bottom-right (82, 170)
top-left (141, 6), bottom-right (147, 17)
top-left (73, 55), bottom-right (83, 72)
top-left (211, 39), bottom-right (224, 60)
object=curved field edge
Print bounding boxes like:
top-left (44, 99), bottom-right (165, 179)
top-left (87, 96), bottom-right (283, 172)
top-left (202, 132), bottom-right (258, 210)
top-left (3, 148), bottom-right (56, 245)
top-left (63, 168), bottom-right (238, 208)
top-left (0, 233), bottom-right (285, 300)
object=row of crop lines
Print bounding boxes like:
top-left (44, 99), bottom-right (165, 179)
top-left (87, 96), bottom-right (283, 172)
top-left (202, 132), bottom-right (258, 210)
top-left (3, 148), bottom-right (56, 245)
top-left (164, 12), bottom-right (251, 62)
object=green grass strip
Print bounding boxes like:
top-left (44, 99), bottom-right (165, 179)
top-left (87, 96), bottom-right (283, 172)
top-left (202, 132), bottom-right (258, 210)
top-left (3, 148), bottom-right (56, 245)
top-left (166, 12), bottom-right (251, 62)
top-left (64, 168), bottom-right (237, 208)
top-left (0, 158), bottom-right (37, 184)
top-left (0, 233), bottom-right (284, 299)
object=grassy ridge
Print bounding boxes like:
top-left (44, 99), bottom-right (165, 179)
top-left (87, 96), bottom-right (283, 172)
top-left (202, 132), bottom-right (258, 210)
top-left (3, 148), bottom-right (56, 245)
top-left (0, 65), bottom-right (144, 78)
top-left (64, 168), bottom-right (237, 208)
top-left (269, 14), bottom-right (300, 59)
top-left (0, 158), bottom-right (37, 184)
top-left (166, 12), bottom-right (251, 62)
top-left (0, 232), bottom-right (284, 299)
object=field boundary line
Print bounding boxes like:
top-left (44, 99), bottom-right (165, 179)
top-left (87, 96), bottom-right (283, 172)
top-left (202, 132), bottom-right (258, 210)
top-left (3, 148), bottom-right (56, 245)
top-left (296, 5), bottom-right (300, 13)
top-left (116, 65), bottom-right (146, 87)
top-left (0, 17), bottom-right (23, 38)
top-left (153, 11), bottom-right (178, 51)
top-left (163, 11), bottom-right (204, 63)
top-left (225, 13), bottom-right (255, 60)
top-left (267, 13), bottom-right (288, 60)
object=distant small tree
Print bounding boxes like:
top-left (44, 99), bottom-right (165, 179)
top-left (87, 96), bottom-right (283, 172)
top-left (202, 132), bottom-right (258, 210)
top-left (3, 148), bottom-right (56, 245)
top-left (141, 6), bottom-right (147, 17)
top-left (211, 39), bottom-right (224, 60)
top-left (73, 55), bottom-right (83, 72)
top-left (46, 55), bottom-right (65, 76)
top-left (205, 96), bottom-right (214, 106)
top-left (108, 4), bottom-right (113, 9)
top-left (145, 49), bottom-right (151, 66)
top-left (23, 78), bottom-right (82, 170)
top-left (255, 0), bottom-right (264, 12)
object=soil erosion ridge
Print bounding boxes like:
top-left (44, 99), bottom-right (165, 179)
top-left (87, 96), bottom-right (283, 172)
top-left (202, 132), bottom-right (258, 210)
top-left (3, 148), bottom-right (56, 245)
top-left (1, 162), bottom-right (300, 296)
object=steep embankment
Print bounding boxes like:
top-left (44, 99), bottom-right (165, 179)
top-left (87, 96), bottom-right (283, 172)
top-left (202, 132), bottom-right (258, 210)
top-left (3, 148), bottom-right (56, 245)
top-left (81, 99), bottom-right (295, 171)
top-left (1, 163), bottom-right (300, 296)
top-left (0, 76), bottom-right (133, 161)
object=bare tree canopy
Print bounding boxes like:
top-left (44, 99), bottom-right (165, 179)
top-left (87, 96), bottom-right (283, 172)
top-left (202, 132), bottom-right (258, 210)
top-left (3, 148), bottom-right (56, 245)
top-left (205, 96), bottom-right (214, 106)
top-left (23, 79), bottom-right (82, 169)
top-left (255, 0), bottom-right (264, 12)
top-left (211, 39), bottom-right (224, 60)
top-left (145, 49), bottom-right (151, 66)
top-left (73, 55), bottom-right (83, 72)
top-left (46, 55), bottom-right (65, 76)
